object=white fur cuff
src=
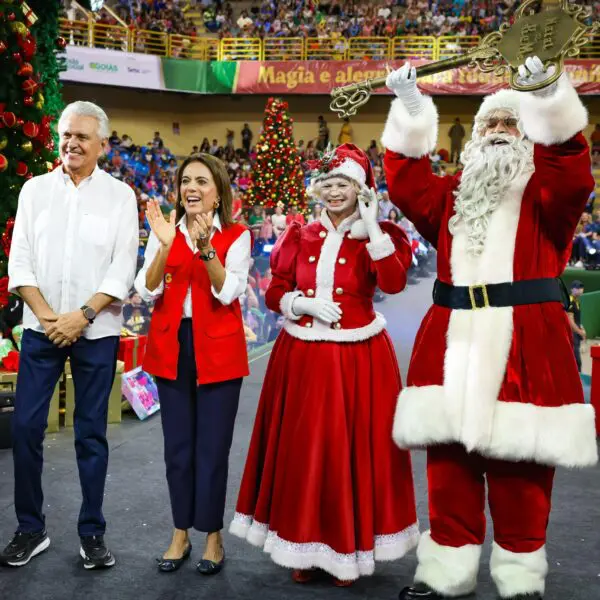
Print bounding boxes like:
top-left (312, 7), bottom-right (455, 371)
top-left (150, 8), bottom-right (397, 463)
top-left (366, 233), bottom-right (396, 261)
top-left (280, 291), bottom-right (304, 321)
top-left (381, 96), bottom-right (439, 158)
top-left (519, 73), bottom-right (588, 145)
top-left (415, 531), bottom-right (482, 597)
top-left (490, 543), bottom-right (547, 598)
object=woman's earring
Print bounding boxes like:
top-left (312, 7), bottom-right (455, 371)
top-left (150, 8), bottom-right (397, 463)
top-left (214, 198), bottom-right (221, 210)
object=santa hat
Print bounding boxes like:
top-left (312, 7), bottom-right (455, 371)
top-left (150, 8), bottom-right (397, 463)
top-left (473, 88), bottom-right (522, 135)
top-left (307, 144), bottom-right (376, 239)
top-left (308, 143), bottom-right (376, 190)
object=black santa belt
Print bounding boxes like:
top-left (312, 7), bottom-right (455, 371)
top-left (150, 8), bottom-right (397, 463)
top-left (432, 278), bottom-right (569, 310)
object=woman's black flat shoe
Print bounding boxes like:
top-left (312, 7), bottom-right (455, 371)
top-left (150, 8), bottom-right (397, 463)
top-left (156, 543), bottom-right (192, 573)
top-left (196, 551), bottom-right (225, 575)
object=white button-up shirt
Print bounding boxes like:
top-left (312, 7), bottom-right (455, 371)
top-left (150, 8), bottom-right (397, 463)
top-left (135, 214), bottom-right (251, 316)
top-left (8, 166), bottom-right (140, 339)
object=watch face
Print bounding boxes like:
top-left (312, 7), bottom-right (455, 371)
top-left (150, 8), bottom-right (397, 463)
top-left (84, 307), bottom-right (96, 320)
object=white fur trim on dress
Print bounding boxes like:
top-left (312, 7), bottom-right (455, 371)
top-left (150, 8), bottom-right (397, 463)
top-left (414, 531), bottom-right (482, 597)
top-left (393, 385), bottom-right (598, 468)
top-left (229, 512), bottom-right (420, 581)
top-left (366, 233), bottom-right (395, 261)
top-left (381, 96), bottom-right (438, 159)
top-left (280, 291), bottom-right (304, 321)
top-left (283, 313), bottom-right (387, 342)
top-left (519, 74), bottom-right (588, 146)
top-left (490, 543), bottom-right (547, 598)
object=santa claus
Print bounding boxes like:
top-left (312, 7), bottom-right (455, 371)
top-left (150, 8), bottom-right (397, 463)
top-left (382, 56), bottom-right (598, 600)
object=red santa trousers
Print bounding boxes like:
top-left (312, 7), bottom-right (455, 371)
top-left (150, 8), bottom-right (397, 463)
top-left (415, 444), bottom-right (554, 599)
top-left (230, 330), bottom-right (419, 581)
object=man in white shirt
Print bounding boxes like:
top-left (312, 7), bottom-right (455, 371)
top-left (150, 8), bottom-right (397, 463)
top-left (0, 101), bottom-right (139, 571)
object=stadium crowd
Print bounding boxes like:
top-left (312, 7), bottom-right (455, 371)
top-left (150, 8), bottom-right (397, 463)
top-left (62, 0), bottom-right (600, 40)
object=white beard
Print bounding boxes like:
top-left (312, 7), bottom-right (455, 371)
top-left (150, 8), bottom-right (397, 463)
top-left (449, 133), bottom-right (534, 256)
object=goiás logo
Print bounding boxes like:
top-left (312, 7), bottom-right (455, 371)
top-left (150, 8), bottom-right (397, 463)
top-left (89, 62), bottom-right (118, 73)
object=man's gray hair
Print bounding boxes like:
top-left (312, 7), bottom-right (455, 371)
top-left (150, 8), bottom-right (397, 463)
top-left (58, 101), bottom-right (110, 140)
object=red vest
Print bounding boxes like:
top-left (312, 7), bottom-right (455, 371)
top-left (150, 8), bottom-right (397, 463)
top-left (143, 224), bottom-right (249, 385)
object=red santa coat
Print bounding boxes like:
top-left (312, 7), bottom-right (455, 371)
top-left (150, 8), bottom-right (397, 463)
top-left (382, 76), bottom-right (598, 469)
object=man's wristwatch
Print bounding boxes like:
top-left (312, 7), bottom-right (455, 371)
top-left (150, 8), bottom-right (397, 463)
top-left (199, 249), bottom-right (216, 262)
top-left (80, 305), bottom-right (96, 325)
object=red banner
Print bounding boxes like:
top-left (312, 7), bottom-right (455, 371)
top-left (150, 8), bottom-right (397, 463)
top-left (235, 60), bottom-right (600, 95)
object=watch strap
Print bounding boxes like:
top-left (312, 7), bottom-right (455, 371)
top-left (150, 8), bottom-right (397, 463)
top-left (199, 249), bottom-right (217, 262)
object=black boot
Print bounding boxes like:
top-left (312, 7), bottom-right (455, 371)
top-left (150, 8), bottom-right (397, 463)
top-left (399, 583), bottom-right (450, 600)
top-left (502, 595), bottom-right (543, 600)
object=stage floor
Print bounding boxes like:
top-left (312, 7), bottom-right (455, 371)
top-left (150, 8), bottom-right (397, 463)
top-left (1, 274), bottom-right (598, 600)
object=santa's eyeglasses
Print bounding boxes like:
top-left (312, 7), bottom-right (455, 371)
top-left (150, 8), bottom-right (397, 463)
top-left (484, 117), bottom-right (519, 130)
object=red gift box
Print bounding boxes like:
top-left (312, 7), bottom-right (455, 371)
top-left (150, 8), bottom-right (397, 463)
top-left (118, 335), bottom-right (148, 373)
top-left (591, 344), bottom-right (600, 435)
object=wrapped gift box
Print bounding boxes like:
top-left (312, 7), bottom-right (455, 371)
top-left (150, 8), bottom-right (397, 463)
top-left (64, 359), bottom-right (125, 426)
top-left (591, 344), bottom-right (600, 435)
top-left (122, 366), bottom-right (160, 421)
top-left (0, 369), bottom-right (60, 434)
top-left (118, 335), bottom-right (147, 373)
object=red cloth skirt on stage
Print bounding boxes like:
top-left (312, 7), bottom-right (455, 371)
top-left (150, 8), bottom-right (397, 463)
top-left (230, 329), bottom-right (419, 581)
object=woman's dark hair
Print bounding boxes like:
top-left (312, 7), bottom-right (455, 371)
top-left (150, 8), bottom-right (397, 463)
top-left (388, 208), bottom-right (400, 223)
top-left (175, 153), bottom-right (234, 227)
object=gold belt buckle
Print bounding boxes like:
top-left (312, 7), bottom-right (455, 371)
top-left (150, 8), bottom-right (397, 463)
top-left (468, 284), bottom-right (490, 309)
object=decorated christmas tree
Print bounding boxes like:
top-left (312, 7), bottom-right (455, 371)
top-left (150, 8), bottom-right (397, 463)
top-left (246, 97), bottom-right (306, 211)
top-left (0, 0), bottom-right (65, 304)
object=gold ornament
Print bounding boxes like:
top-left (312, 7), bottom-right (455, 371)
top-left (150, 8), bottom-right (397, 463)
top-left (21, 140), bottom-right (33, 153)
top-left (0, 136), bottom-right (7, 151)
top-left (10, 22), bottom-right (28, 38)
top-left (35, 93), bottom-right (44, 109)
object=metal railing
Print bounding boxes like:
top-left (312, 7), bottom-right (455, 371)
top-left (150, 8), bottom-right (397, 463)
top-left (58, 19), bottom-right (600, 61)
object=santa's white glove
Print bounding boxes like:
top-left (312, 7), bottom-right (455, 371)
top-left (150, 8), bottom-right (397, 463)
top-left (385, 61), bottom-right (425, 116)
top-left (517, 56), bottom-right (558, 97)
top-left (292, 296), bottom-right (342, 324)
top-left (358, 186), bottom-right (385, 242)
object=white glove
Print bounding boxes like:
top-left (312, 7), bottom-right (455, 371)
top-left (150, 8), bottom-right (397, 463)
top-left (517, 55), bottom-right (558, 97)
top-left (292, 296), bottom-right (342, 324)
top-left (385, 61), bottom-right (425, 116)
top-left (358, 186), bottom-right (385, 241)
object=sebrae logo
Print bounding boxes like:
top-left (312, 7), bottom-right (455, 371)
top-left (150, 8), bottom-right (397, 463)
top-left (89, 62), bottom-right (118, 72)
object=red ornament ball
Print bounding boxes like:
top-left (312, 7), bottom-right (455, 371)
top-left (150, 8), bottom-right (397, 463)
top-left (16, 162), bottom-right (28, 177)
top-left (12, 51), bottom-right (22, 64)
top-left (57, 37), bottom-right (67, 50)
top-left (2, 112), bottom-right (17, 128)
top-left (23, 95), bottom-right (34, 106)
top-left (7, 12), bottom-right (16, 22)
top-left (0, 154), bottom-right (7, 172)
top-left (21, 78), bottom-right (38, 96)
top-left (17, 62), bottom-right (33, 77)
top-left (22, 121), bottom-right (39, 138)
top-left (17, 35), bottom-right (36, 60)
top-left (0, 41), bottom-right (7, 54)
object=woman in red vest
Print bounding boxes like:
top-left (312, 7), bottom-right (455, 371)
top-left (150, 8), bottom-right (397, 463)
top-left (229, 144), bottom-right (418, 585)
top-left (134, 154), bottom-right (251, 575)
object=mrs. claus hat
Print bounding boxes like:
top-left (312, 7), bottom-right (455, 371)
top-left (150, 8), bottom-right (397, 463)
top-left (309, 143), bottom-right (376, 190)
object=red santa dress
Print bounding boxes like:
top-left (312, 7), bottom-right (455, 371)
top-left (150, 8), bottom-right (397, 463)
top-left (382, 74), bottom-right (598, 598)
top-left (230, 208), bottom-right (419, 581)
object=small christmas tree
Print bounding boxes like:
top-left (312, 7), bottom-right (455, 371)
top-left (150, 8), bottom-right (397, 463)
top-left (0, 0), bottom-right (64, 306)
top-left (246, 97), bottom-right (306, 211)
